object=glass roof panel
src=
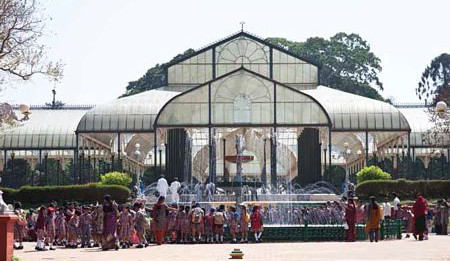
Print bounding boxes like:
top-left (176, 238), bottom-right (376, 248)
top-left (303, 86), bottom-right (411, 132)
top-left (76, 90), bottom-right (179, 133)
top-left (0, 109), bottom-right (87, 150)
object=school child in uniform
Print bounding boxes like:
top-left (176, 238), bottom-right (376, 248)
top-left (228, 206), bottom-right (239, 243)
top-left (191, 203), bottom-right (204, 243)
top-left (13, 202), bottom-right (27, 250)
top-left (45, 204), bottom-right (57, 250)
top-left (239, 205), bottom-right (250, 243)
top-left (67, 210), bottom-right (81, 248)
top-left (92, 204), bottom-right (103, 247)
top-left (26, 209), bottom-right (37, 242)
top-left (251, 205), bottom-right (264, 243)
top-left (167, 204), bottom-right (178, 243)
top-left (204, 208), bottom-right (215, 243)
top-left (214, 205), bottom-right (226, 243)
top-left (118, 205), bottom-right (134, 248)
top-left (175, 205), bottom-right (186, 243)
top-left (55, 208), bottom-right (67, 246)
top-left (35, 206), bottom-right (47, 251)
top-left (183, 206), bottom-right (191, 243)
top-left (79, 206), bottom-right (93, 248)
top-left (133, 202), bottom-right (149, 248)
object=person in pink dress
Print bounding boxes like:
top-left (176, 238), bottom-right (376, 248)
top-left (239, 205), bottom-right (250, 243)
top-left (251, 205), bottom-right (263, 243)
top-left (175, 205), bottom-right (186, 243)
top-left (228, 206), bottom-right (239, 243)
top-left (204, 208), bottom-right (215, 243)
top-left (45, 204), bottom-right (57, 250)
top-left (167, 204), bottom-right (178, 243)
top-left (55, 208), bottom-right (67, 246)
top-left (118, 205), bottom-right (134, 248)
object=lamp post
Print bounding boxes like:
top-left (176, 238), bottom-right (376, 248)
top-left (323, 144), bottom-right (328, 181)
top-left (111, 152), bottom-right (115, 172)
top-left (343, 142), bottom-right (351, 196)
top-left (80, 152), bottom-right (85, 184)
top-left (159, 144), bottom-right (164, 176)
top-left (10, 152), bottom-right (15, 187)
top-left (43, 152), bottom-right (48, 186)
top-left (134, 143), bottom-right (142, 188)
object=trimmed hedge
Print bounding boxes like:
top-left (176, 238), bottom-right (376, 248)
top-left (356, 179), bottom-right (450, 200)
top-left (356, 166), bottom-right (391, 183)
top-left (0, 183), bottom-right (130, 205)
top-left (100, 171), bottom-right (132, 187)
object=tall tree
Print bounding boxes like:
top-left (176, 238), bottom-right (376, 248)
top-left (416, 53), bottom-right (450, 105)
top-left (0, 0), bottom-right (62, 84)
top-left (121, 49), bottom-right (195, 97)
top-left (267, 33), bottom-right (384, 100)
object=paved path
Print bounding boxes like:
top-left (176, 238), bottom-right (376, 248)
top-left (14, 235), bottom-right (450, 261)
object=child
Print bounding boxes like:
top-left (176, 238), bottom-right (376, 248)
top-left (175, 205), bottom-right (186, 243)
top-left (55, 208), bottom-right (67, 246)
top-left (13, 202), bottom-right (27, 250)
top-left (35, 206), bottom-right (47, 251)
top-left (251, 205), bottom-right (263, 243)
top-left (118, 205), bottom-right (134, 248)
top-left (79, 206), bottom-right (93, 248)
top-left (167, 204), bottom-right (178, 243)
top-left (92, 204), bottom-right (103, 247)
top-left (133, 202), bottom-right (149, 248)
top-left (228, 206), bottom-right (239, 243)
top-left (214, 205), bottom-right (226, 243)
top-left (26, 209), bottom-right (37, 242)
top-left (239, 205), bottom-right (250, 243)
top-left (204, 208), bottom-right (215, 243)
top-left (183, 206), bottom-right (191, 243)
top-left (45, 204), bottom-right (57, 250)
top-left (67, 210), bottom-right (81, 248)
top-left (191, 203), bottom-right (204, 243)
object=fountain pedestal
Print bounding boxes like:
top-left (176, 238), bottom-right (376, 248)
top-left (0, 214), bottom-right (18, 261)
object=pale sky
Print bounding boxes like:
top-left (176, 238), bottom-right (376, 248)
top-left (2, 0), bottom-right (449, 105)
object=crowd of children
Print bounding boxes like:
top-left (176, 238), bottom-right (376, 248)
top-left (153, 199), bottom-right (264, 244)
top-left (13, 199), bottom-right (150, 251)
top-left (14, 193), bottom-right (445, 250)
top-left (12, 196), bottom-right (266, 251)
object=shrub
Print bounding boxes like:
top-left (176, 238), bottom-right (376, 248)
top-left (356, 166), bottom-right (392, 183)
top-left (0, 184), bottom-right (130, 206)
top-left (100, 172), bottom-right (132, 187)
top-left (355, 179), bottom-right (450, 200)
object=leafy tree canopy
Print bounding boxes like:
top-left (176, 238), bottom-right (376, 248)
top-left (416, 53), bottom-right (450, 105)
top-left (267, 33), bottom-right (384, 100)
top-left (122, 33), bottom-right (385, 101)
top-left (121, 49), bottom-right (195, 97)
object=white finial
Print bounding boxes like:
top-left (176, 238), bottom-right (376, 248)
top-left (240, 21), bottom-right (245, 32)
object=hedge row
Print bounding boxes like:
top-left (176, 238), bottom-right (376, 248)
top-left (356, 179), bottom-right (450, 200)
top-left (0, 183), bottom-right (131, 205)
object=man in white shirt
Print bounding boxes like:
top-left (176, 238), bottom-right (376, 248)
top-left (156, 175), bottom-right (168, 198)
top-left (169, 177), bottom-right (181, 204)
top-left (392, 193), bottom-right (400, 219)
top-left (382, 197), bottom-right (392, 219)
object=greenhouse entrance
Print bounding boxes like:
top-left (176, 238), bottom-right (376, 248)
top-left (153, 68), bottom-right (332, 191)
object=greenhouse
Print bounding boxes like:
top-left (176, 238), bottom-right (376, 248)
top-left (1, 31), bottom-right (448, 188)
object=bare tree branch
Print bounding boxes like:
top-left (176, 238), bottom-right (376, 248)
top-left (0, 0), bottom-right (63, 83)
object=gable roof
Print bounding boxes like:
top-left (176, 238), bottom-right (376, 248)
top-left (165, 31), bottom-right (322, 69)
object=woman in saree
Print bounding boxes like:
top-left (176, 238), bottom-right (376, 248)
top-left (102, 194), bottom-right (119, 250)
top-left (412, 194), bottom-right (428, 241)
top-left (152, 196), bottom-right (176, 245)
